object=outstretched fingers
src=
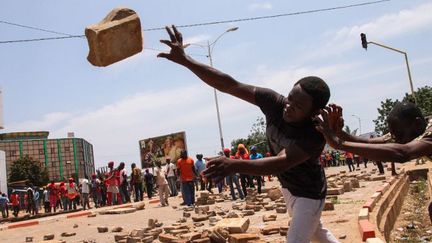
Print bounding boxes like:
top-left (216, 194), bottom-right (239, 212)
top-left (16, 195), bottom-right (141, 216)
top-left (165, 26), bottom-right (177, 42)
top-left (172, 25), bottom-right (183, 44)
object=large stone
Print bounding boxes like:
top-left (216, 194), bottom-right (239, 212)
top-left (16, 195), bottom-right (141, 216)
top-left (215, 218), bottom-right (250, 233)
top-left (126, 237), bottom-right (142, 243)
top-left (327, 187), bottom-right (344, 195)
top-left (192, 215), bottom-right (209, 222)
top-left (275, 207), bottom-right (287, 214)
top-left (323, 201), bottom-right (334, 211)
top-left (85, 7), bottom-right (143, 67)
top-left (133, 201), bottom-right (146, 210)
top-left (99, 208), bottom-right (137, 215)
top-left (371, 175), bottom-right (386, 181)
top-left (351, 178), bottom-right (360, 188)
top-left (159, 234), bottom-right (180, 243)
top-left (261, 225), bottom-right (280, 235)
top-left (43, 234), bottom-right (55, 240)
top-left (228, 233), bottom-right (260, 243)
top-left (262, 214), bottom-right (277, 222)
top-left (210, 227), bottom-right (230, 242)
top-left (343, 181), bottom-right (352, 192)
top-left (192, 238), bottom-right (211, 243)
top-left (112, 226), bottom-right (124, 232)
top-left (114, 233), bottom-right (129, 242)
top-left (267, 188), bottom-right (283, 201)
top-left (148, 219), bottom-right (157, 229)
top-left (241, 210), bottom-right (255, 216)
top-left (129, 229), bottom-right (146, 238)
top-left (60, 232), bottom-right (76, 237)
top-left (97, 226), bottom-right (109, 233)
top-left (195, 206), bottom-right (210, 214)
top-left (181, 232), bottom-right (202, 241)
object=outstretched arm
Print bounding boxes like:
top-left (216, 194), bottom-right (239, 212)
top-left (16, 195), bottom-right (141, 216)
top-left (203, 145), bottom-right (310, 182)
top-left (315, 107), bottom-right (432, 162)
top-left (158, 25), bottom-right (256, 105)
top-left (323, 104), bottom-right (386, 144)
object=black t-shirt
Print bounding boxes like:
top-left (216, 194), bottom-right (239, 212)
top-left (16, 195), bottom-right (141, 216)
top-left (255, 87), bottom-right (327, 199)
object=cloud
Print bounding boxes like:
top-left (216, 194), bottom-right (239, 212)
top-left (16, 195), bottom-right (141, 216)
top-left (305, 2), bottom-right (432, 60)
top-left (6, 112), bottom-right (72, 132)
top-left (184, 34), bottom-right (211, 45)
top-left (249, 2), bottom-right (273, 11)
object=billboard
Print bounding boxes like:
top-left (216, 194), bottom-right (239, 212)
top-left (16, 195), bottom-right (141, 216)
top-left (139, 131), bottom-right (187, 168)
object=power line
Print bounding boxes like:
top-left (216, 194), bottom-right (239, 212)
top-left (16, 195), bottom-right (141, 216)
top-left (0, 20), bottom-right (74, 37)
top-left (0, 0), bottom-right (390, 44)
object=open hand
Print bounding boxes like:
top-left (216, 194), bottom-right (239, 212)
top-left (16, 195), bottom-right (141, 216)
top-left (315, 108), bottom-right (344, 149)
top-left (202, 156), bottom-right (232, 183)
top-left (326, 104), bottom-right (344, 134)
top-left (157, 25), bottom-right (188, 64)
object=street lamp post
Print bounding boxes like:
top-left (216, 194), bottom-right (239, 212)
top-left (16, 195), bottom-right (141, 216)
top-left (351, 114), bottom-right (362, 135)
top-left (360, 33), bottom-right (417, 103)
top-left (186, 27), bottom-right (238, 152)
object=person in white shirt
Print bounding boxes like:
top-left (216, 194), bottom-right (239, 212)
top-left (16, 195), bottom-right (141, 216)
top-left (165, 158), bottom-right (178, 196)
top-left (155, 163), bottom-right (170, 206)
top-left (80, 178), bottom-right (91, 210)
top-left (118, 162), bottom-right (131, 203)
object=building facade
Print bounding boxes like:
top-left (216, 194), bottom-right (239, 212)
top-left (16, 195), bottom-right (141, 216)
top-left (0, 131), bottom-right (95, 182)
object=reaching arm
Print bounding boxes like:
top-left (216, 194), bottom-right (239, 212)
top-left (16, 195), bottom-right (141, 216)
top-left (336, 140), bottom-right (431, 163)
top-left (158, 25), bottom-right (257, 105)
top-left (203, 144), bottom-right (310, 181)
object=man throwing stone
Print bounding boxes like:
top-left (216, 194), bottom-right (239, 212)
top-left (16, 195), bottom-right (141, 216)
top-left (158, 25), bottom-right (338, 243)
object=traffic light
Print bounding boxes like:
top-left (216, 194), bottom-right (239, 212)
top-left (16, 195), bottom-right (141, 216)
top-left (360, 33), bottom-right (368, 50)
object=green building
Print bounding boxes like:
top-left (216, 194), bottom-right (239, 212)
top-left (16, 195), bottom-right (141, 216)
top-left (0, 131), bottom-right (95, 182)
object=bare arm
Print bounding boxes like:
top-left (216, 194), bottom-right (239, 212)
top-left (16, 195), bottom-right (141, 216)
top-left (337, 140), bottom-right (431, 163)
top-left (203, 145), bottom-right (310, 180)
top-left (158, 25), bottom-right (256, 105)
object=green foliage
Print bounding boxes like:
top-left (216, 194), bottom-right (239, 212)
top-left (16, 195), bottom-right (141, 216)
top-left (9, 155), bottom-right (49, 186)
top-left (373, 98), bottom-right (398, 135)
top-left (373, 86), bottom-right (432, 135)
top-left (230, 117), bottom-right (269, 155)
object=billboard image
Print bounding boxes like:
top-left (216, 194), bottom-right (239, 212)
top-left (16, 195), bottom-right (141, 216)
top-left (139, 131), bottom-right (187, 168)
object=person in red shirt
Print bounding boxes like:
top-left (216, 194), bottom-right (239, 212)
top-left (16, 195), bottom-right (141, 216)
top-left (177, 150), bottom-right (197, 206)
top-left (59, 182), bottom-right (68, 211)
top-left (10, 191), bottom-right (20, 217)
top-left (106, 161), bottom-right (121, 205)
top-left (235, 144), bottom-right (253, 197)
top-left (48, 181), bottom-right (58, 213)
top-left (345, 152), bottom-right (355, 172)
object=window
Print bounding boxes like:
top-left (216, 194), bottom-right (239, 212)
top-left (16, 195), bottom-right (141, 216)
top-left (65, 147), bottom-right (70, 152)
top-left (51, 148), bottom-right (56, 154)
top-left (9, 150), bottom-right (17, 156)
top-left (39, 149), bottom-right (45, 155)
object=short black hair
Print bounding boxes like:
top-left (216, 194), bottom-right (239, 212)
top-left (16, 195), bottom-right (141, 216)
top-left (295, 76), bottom-right (330, 110)
top-left (387, 101), bottom-right (425, 123)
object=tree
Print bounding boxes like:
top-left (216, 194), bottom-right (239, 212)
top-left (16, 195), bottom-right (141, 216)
top-left (373, 86), bottom-right (432, 135)
top-left (373, 98), bottom-right (399, 135)
top-left (9, 155), bottom-right (49, 186)
top-left (403, 86), bottom-right (432, 117)
top-left (231, 117), bottom-right (269, 155)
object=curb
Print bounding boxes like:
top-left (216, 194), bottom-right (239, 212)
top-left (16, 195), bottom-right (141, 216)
top-left (66, 211), bottom-right (92, 218)
top-left (7, 220), bottom-right (39, 229)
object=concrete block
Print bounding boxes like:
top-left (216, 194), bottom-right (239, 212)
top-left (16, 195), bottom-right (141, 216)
top-left (343, 181), bottom-right (352, 192)
top-left (351, 178), bottom-right (360, 188)
top-left (366, 238), bottom-right (385, 243)
top-left (228, 233), bottom-right (260, 243)
top-left (371, 192), bottom-right (381, 201)
top-left (323, 201), bottom-right (334, 211)
top-left (358, 208), bottom-right (369, 221)
top-left (261, 225), bottom-right (280, 235)
top-left (85, 7), bottom-right (143, 67)
top-left (363, 199), bottom-right (376, 212)
top-left (371, 175), bottom-right (386, 181)
top-left (327, 187), bottom-right (344, 195)
top-left (358, 220), bottom-right (376, 241)
top-left (376, 183), bottom-right (390, 194)
top-left (159, 233), bottom-right (180, 243)
top-left (215, 218), bottom-right (250, 233)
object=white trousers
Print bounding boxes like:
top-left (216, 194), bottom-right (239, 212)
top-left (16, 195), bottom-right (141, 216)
top-left (282, 188), bottom-right (340, 243)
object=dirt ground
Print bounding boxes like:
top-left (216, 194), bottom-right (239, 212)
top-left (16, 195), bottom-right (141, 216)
top-left (0, 163), bottom-right (401, 243)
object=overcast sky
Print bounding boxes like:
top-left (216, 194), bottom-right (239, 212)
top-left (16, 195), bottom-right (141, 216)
top-left (1, 0), bottom-right (431, 169)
